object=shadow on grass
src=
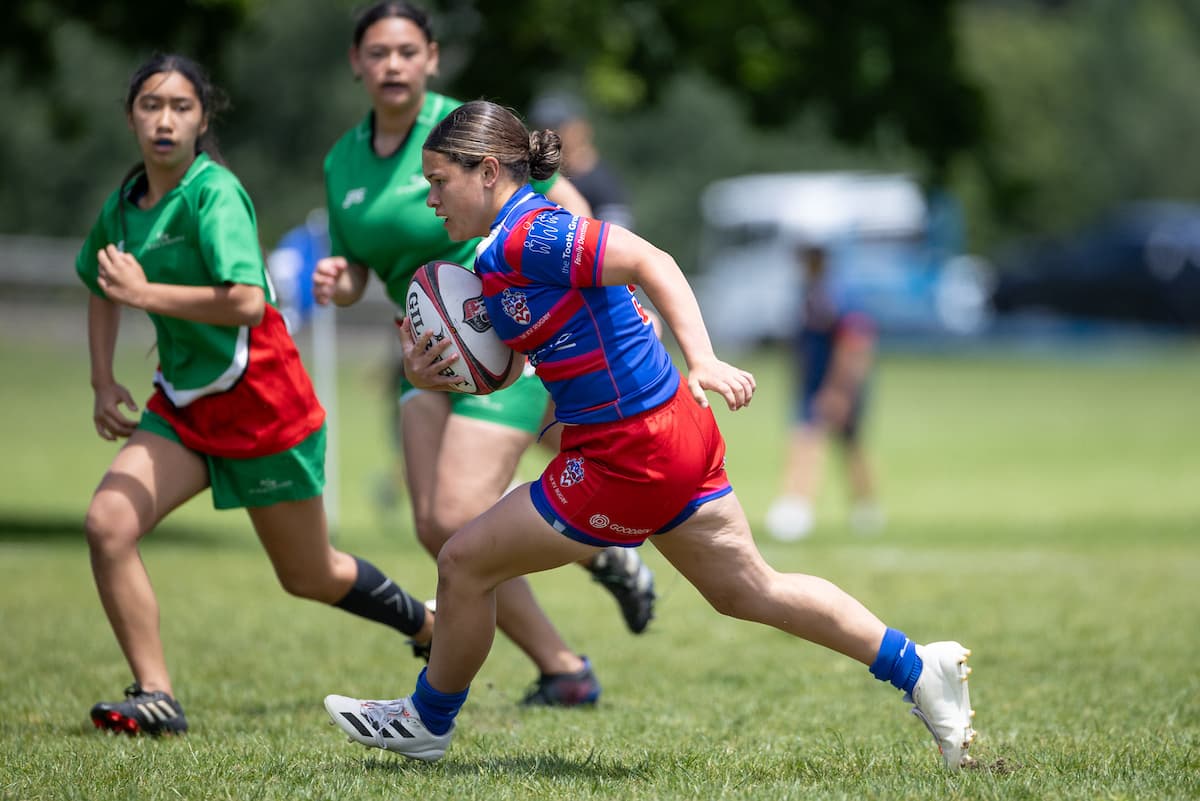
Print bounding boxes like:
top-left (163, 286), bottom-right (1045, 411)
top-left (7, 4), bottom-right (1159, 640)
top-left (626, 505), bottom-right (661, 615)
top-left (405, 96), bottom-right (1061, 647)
top-left (359, 750), bottom-right (652, 781)
top-left (0, 513), bottom-right (232, 549)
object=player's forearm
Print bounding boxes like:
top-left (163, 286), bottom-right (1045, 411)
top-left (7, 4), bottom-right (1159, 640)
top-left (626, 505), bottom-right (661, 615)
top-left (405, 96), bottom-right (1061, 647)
top-left (636, 251), bottom-right (717, 370)
top-left (137, 282), bottom-right (266, 327)
top-left (87, 294), bottom-right (121, 389)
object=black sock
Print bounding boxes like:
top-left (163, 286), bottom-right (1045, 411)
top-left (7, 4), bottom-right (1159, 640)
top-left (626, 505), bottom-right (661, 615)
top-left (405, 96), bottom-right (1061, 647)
top-left (333, 556), bottom-right (427, 637)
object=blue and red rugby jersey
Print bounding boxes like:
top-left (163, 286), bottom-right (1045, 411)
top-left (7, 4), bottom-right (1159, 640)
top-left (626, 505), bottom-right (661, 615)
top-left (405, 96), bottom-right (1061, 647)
top-left (473, 187), bottom-right (678, 425)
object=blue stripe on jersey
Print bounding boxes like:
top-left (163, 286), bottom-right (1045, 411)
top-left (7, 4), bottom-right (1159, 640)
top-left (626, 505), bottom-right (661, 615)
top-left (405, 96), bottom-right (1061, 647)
top-left (475, 187), bottom-right (677, 425)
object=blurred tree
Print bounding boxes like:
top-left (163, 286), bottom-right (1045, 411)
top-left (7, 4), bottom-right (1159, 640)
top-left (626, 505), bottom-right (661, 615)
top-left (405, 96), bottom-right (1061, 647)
top-left (444, 0), bottom-right (985, 183)
top-left (0, 0), bottom-right (251, 247)
top-left (957, 0), bottom-right (1200, 248)
top-left (0, 0), bottom-right (984, 246)
top-left (0, 1), bottom-right (248, 83)
top-left (5, 0), bottom-right (1199, 267)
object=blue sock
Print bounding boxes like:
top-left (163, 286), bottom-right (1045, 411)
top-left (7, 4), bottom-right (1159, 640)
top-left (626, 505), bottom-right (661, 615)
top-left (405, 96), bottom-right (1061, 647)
top-left (869, 627), bottom-right (923, 695)
top-left (411, 668), bottom-right (468, 736)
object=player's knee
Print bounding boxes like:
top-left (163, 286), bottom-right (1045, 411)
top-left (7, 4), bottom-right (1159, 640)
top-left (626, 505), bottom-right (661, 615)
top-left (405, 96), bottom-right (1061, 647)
top-left (699, 579), bottom-right (766, 621)
top-left (83, 494), bottom-right (143, 556)
top-left (413, 512), bottom-right (452, 557)
top-left (276, 567), bottom-right (338, 602)
top-left (429, 495), bottom-right (482, 547)
top-left (703, 588), bottom-right (747, 619)
top-left (435, 532), bottom-right (485, 589)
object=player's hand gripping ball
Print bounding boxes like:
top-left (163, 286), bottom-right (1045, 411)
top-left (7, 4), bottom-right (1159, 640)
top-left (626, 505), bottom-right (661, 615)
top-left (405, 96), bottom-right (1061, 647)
top-left (403, 260), bottom-right (522, 395)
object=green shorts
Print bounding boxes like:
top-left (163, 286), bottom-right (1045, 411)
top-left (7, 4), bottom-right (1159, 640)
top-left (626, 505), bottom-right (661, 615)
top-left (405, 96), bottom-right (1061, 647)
top-left (138, 410), bottom-right (326, 510)
top-left (397, 368), bottom-right (549, 435)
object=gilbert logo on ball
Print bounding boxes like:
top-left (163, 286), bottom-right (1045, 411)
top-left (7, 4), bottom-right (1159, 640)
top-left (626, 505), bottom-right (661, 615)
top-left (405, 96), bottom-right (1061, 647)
top-left (405, 261), bottom-right (522, 395)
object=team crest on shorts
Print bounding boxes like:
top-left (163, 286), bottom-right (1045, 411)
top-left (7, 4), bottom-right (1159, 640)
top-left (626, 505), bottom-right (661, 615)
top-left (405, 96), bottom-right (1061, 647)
top-left (500, 288), bottom-right (532, 325)
top-left (461, 295), bottom-right (492, 333)
top-left (559, 457), bottom-right (585, 488)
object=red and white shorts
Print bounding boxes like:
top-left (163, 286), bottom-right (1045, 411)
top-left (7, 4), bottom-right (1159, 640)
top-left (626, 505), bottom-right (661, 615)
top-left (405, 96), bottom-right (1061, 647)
top-left (530, 380), bottom-right (732, 547)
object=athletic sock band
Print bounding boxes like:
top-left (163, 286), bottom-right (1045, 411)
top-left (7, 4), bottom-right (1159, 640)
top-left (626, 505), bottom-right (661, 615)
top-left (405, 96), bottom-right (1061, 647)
top-left (412, 668), bottom-right (469, 736)
top-left (869, 627), bottom-right (923, 695)
top-left (333, 556), bottom-right (427, 636)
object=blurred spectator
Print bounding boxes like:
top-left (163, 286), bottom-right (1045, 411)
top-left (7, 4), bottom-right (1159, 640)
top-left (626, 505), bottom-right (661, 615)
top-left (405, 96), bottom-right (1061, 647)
top-left (765, 244), bottom-right (885, 540)
top-left (529, 92), bottom-right (634, 230)
top-left (267, 207), bottom-right (329, 332)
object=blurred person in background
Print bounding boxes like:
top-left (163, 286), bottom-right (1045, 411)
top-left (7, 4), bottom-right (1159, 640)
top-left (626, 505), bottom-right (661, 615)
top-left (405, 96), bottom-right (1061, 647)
top-left (529, 91), bottom-right (635, 231)
top-left (268, 208), bottom-right (329, 333)
top-left (77, 53), bottom-right (433, 736)
top-left (765, 243), bottom-right (885, 541)
top-left (312, 1), bottom-right (656, 707)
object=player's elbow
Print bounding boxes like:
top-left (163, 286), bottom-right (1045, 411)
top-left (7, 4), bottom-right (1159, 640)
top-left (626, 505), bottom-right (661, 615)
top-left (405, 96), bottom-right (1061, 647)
top-left (627, 247), bottom-right (679, 289)
top-left (333, 266), bottom-right (369, 307)
top-left (333, 287), bottom-right (364, 307)
top-left (232, 285), bottom-right (266, 326)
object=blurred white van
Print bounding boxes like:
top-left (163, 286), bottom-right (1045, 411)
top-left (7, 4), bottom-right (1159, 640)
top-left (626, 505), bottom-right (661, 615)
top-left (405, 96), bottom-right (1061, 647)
top-left (692, 172), bottom-right (991, 353)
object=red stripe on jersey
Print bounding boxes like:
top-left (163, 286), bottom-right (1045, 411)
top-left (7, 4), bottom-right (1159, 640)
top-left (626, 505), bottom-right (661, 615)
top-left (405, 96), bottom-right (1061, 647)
top-left (502, 207), bottom-right (557, 274)
top-left (480, 271), bottom-right (532, 294)
top-left (146, 306), bottom-right (325, 458)
top-left (535, 348), bottom-right (608, 382)
top-left (508, 291), bottom-right (585, 351)
top-left (569, 216), bottom-right (609, 287)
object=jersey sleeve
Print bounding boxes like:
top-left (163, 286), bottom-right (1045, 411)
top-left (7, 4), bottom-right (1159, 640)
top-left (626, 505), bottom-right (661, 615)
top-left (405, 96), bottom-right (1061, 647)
top-left (323, 152), bottom-right (354, 262)
top-left (501, 207), bottom-right (610, 289)
top-left (196, 180), bottom-right (267, 288)
top-left (74, 205), bottom-right (115, 298)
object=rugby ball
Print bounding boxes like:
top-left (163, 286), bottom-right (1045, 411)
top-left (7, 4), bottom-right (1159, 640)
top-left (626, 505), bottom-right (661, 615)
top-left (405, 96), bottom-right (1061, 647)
top-left (404, 261), bottom-right (521, 395)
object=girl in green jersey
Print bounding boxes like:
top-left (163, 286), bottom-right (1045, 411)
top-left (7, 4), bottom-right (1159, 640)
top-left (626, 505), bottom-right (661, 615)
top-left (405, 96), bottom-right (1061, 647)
top-left (314, 2), bottom-right (655, 705)
top-left (78, 54), bottom-right (433, 736)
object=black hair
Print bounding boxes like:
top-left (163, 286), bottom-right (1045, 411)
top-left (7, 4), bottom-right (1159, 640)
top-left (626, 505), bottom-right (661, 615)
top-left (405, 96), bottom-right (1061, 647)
top-left (352, 1), bottom-right (434, 46)
top-left (424, 100), bottom-right (562, 185)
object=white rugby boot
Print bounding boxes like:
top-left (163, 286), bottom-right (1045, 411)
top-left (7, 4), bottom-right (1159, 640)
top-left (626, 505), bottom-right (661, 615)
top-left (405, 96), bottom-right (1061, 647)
top-left (908, 641), bottom-right (977, 771)
top-left (324, 694), bottom-right (453, 762)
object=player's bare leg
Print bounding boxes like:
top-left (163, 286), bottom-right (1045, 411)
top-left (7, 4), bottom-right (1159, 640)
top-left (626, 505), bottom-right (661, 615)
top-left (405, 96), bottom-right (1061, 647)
top-left (428, 487), bottom-right (600, 691)
top-left (655, 492), bottom-right (974, 770)
top-left (323, 488), bottom-right (598, 758)
top-left (402, 401), bottom-right (583, 678)
top-left (655, 492), bottom-right (884, 660)
top-left (85, 430), bottom-right (207, 734)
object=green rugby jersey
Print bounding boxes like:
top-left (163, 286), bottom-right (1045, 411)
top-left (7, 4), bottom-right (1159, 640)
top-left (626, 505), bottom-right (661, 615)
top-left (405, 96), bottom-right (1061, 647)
top-left (324, 92), bottom-right (554, 305)
top-left (76, 153), bottom-right (271, 402)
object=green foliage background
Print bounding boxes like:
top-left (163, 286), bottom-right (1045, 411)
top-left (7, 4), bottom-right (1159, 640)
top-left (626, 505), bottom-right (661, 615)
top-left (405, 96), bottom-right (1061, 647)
top-left (3, 0), bottom-right (1200, 271)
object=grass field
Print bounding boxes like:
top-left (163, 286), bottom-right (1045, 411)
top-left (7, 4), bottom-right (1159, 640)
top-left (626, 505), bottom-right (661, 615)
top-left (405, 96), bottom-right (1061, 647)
top-left (1, 314), bottom-right (1198, 800)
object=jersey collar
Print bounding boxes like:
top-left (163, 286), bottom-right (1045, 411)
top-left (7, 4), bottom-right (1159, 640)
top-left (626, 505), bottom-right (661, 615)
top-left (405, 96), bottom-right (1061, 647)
top-left (491, 184), bottom-right (540, 233)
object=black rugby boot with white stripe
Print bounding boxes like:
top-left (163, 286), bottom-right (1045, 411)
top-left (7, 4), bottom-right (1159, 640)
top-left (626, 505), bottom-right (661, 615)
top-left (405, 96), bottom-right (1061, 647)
top-left (588, 547), bottom-right (656, 634)
top-left (90, 683), bottom-right (188, 736)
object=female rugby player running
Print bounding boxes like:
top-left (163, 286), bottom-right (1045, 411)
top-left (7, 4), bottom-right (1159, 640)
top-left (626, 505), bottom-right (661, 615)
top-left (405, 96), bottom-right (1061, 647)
top-left (78, 53), bottom-right (432, 736)
top-left (323, 101), bottom-right (978, 771)
top-left (314, 1), bottom-right (656, 707)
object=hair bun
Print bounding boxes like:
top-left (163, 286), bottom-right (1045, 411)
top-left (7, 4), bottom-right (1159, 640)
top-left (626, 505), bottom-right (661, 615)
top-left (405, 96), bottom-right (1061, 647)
top-left (528, 128), bottom-right (562, 182)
